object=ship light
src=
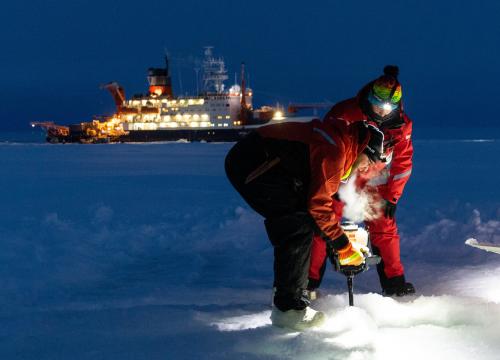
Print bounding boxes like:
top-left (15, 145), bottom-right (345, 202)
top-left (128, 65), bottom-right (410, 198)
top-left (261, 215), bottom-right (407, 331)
top-left (180, 99), bottom-right (185, 105)
top-left (198, 99), bottom-right (205, 105)
top-left (190, 122), bottom-right (199, 127)
top-left (175, 114), bottom-right (182, 121)
top-left (193, 114), bottom-right (200, 120)
top-left (188, 99), bottom-right (194, 105)
top-left (273, 111), bottom-right (284, 120)
top-left (201, 114), bottom-right (209, 120)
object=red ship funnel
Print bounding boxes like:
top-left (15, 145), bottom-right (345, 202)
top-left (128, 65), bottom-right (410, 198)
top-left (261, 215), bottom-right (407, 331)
top-left (147, 55), bottom-right (173, 97)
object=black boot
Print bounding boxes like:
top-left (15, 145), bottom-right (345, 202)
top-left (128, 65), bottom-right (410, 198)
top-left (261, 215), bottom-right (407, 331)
top-left (382, 275), bottom-right (416, 297)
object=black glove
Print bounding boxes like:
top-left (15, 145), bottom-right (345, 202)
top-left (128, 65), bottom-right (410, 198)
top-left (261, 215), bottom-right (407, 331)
top-left (384, 200), bottom-right (397, 219)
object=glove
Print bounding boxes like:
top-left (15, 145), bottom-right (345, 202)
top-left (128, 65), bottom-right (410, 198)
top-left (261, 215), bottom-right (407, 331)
top-left (384, 200), bottom-right (397, 219)
top-left (338, 241), bottom-right (368, 267)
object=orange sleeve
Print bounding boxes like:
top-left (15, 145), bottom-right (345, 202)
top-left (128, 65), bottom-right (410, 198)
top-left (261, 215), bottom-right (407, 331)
top-left (307, 144), bottom-right (347, 247)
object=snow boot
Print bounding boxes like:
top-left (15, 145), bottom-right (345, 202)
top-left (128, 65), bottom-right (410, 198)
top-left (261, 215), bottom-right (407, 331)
top-left (270, 306), bottom-right (326, 331)
top-left (382, 275), bottom-right (415, 297)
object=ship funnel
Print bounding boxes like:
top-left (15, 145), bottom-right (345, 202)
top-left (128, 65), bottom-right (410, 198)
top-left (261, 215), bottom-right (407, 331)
top-left (147, 55), bottom-right (173, 97)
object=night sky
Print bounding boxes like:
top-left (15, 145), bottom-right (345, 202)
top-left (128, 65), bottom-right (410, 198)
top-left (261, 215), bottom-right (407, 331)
top-left (1, 0), bottom-right (499, 134)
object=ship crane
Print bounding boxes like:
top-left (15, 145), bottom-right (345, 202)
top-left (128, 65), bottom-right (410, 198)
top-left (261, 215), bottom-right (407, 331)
top-left (30, 122), bottom-right (70, 136)
top-left (102, 82), bottom-right (126, 113)
top-left (287, 102), bottom-right (334, 115)
top-left (31, 122), bottom-right (70, 143)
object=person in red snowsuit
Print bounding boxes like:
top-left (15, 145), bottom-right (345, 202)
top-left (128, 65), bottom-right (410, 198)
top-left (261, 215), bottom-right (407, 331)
top-left (308, 65), bottom-right (415, 296)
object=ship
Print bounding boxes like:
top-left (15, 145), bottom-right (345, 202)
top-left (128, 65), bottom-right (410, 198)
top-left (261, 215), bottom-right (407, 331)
top-left (32, 47), bottom-right (299, 144)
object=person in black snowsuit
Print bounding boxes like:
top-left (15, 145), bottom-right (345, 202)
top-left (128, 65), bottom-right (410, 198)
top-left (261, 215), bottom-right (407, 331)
top-left (224, 118), bottom-right (384, 330)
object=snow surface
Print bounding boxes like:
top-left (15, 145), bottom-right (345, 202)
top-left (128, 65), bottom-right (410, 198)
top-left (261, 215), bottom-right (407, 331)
top-left (1, 136), bottom-right (499, 359)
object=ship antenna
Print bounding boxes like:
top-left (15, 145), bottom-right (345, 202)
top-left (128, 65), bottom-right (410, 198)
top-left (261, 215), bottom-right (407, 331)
top-left (163, 48), bottom-right (169, 72)
top-left (177, 66), bottom-right (184, 95)
top-left (194, 67), bottom-right (200, 95)
top-left (162, 48), bottom-right (173, 97)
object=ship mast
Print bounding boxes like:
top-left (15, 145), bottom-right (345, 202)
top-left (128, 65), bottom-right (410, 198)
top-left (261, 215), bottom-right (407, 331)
top-left (239, 62), bottom-right (253, 124)
top-left (240, 62), bottom-right (247, 109)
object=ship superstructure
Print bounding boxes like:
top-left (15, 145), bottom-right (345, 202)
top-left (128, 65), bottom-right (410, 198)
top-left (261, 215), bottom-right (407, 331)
top-left (115, 47), bottom-right (259, 134)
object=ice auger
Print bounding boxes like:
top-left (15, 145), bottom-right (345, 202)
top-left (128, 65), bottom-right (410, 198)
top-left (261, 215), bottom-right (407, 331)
top-left (328, 222), bottom-right (381, 306)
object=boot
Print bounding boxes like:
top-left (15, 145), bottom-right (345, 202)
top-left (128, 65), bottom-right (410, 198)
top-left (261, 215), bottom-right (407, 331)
top-left (271, 306), bottom-right (326, 331)
top-left (382, 275), bottom-right (416, 297)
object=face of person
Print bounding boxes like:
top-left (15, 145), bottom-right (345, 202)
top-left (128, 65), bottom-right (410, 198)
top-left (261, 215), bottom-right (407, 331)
top-left (371, 104), bottom-right (393, 118)
top-left (352, 153), bottom-right (373, 174)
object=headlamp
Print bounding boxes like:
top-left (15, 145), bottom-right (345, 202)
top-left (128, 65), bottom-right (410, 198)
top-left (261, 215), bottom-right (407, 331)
top-left (368, 91), bottom-right (399, 112)
top-left (382, 102), bottom-right (397, 111)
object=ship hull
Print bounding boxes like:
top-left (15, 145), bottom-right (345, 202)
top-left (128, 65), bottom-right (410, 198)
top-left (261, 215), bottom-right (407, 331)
top-left (119, 128), bottom-right (253, 143)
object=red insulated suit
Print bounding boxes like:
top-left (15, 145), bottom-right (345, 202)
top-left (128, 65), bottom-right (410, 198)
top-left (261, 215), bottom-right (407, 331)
top-left (308, 96), bottom-right (413, 283)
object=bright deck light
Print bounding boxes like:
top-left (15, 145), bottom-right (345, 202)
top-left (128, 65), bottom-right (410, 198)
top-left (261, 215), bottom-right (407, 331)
top-left (272, 111), bottom-right (284, 120)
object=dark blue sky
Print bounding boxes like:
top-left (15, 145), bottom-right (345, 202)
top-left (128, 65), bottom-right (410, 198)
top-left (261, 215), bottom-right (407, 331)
top-left (1, 0), bottom-right (499, 133)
